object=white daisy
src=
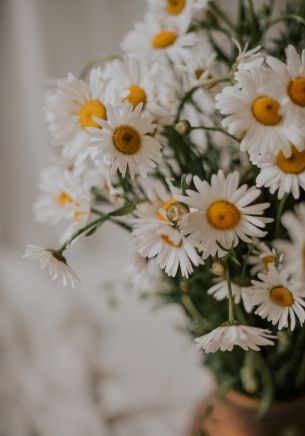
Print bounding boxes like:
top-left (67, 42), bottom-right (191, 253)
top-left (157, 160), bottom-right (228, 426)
top-left (275, 203), bottom-right (305, 282)
top-left (215, 68), bottom-right (305, 157)
top-left (207, 279), bottom-right (253, 313)
top-left (104, 57), bottom-right (170, 123)
top-left (87, 102), bottom-right (162, 179)
top-left (121, 13), bottom-right (198, 65)
top-left (266, 45), bottom-right (305, 126)
top-left (250, 265), bottom-right (305, 330)
top-left (195, 324), bottom-right (275, 353)
top-left (23, 245), bottom-right (80, 288)
top-left (34, 166), bottom-right (91, 233)
top-left (233, 39), bottom-right (264, 71)
top-left (247, 240), bottom-right (279, 276)
top-left (178, 170), bottom-right (271, 259)
top-left (132, 182), bottom-right (202, 278)
top-left (45, 68), bottom-right (111, 163)
top-left (147, 0), bottom-right (209, 21)
top-left (255, 144), bottom-right (305, 199)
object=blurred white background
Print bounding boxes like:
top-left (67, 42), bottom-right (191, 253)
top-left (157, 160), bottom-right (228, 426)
top-left (0, 1), bottom-right (214, 435)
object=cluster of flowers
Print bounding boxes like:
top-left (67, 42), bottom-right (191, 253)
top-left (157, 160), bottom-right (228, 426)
top-left (25, 0), bottom-right (305, 355)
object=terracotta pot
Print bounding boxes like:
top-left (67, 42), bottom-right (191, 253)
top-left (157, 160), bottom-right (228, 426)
top-left (189, 390), bottom-right (305, 436)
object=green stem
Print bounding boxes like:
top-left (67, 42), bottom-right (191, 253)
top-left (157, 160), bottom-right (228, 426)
top-left (225, 260), bottom-right (235, 323)
top-left (247, 0), bottom-right (258, 43)
top-left (274, 194), bottom-right (289, 237)
top-left (209, 2), bottom-right (237, 32)
top-left (181, 294), bottom-right (207, 326)
top-left (262, 14), bottom-right (305, 35)
top-left (190, 126), bottom-right (240, 143)
top-left (91, 208), bottom-right (132, 232)
top-left (176, 74), bottom-right (233, 121)
top-left (78, 54), bottom-right (119, 80)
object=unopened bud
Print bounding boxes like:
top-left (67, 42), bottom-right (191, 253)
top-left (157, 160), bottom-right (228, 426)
top-left (180, 280), bottom-right (189, 293)
top-left (175, 120), bottom-right (191, 136)
top-left (211, 260), bottom-right (225, 277)
top-left (166, 201), bottom-right (190, 224)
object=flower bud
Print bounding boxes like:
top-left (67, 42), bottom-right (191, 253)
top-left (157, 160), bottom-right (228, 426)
top-left (166, 201), bottom-right (190, 224)
top-left (175, 119), bottom-right (191, 136)
top-left (211, 260), bottom-right (225, 276)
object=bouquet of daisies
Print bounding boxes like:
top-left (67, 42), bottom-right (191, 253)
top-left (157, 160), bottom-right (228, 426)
top-left (25, 0), bottom-right (305, 412)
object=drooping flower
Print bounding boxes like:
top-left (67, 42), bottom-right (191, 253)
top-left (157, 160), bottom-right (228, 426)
top-left (195, 324), bottom-right (275, 353)
top-left (233, 39), bottom-right (264, 71)
top-left (23, 245), bottom-right (80, 288)
top-left (178, 170), bottom-right (271, 259)
top-left (207, 279), bottom-right (253, 313)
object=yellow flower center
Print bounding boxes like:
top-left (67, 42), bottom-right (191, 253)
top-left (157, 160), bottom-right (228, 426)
top-left (79, 100), bottom-right (107, 128)
top-left (161, 234), bottom-right (183, 248)
top-left (74, 211), bottom-right (82, 221)
top-left (195, 68), bottom-right (205, 79)
top-left (166, 0), bottom-right (186, 15)
top-left (56, 192), bottom-right (73, 206)
top-left (276, 145), bottom-right (305, 174)
top-left (207, 201), bottom-right (240, 230)
top-left (288, 77), bottom-right (305, 107)
top-left (270, 286), bottom-right (293, 307)
top-left (156, 199), bottom-right (177, 222)
top-left (123, 85), bottom-right (147, 109)
top-left (113, 125), bottom-right (142, 155)
top-left (263, 255), bottom-right (275, 271)
top-left (152, 31), bottom-right (177, 49)
top-left (251, 96), bottom-right (282, 126)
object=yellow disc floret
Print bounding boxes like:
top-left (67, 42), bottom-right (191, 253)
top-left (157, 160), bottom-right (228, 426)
top-left (263, 255), bottom-right (275, 271)
top-left (113, 125), bottom-right (142, 155)
top-left (79, 100), bottom-right (107, 128)
top-left (276, 145), bottom-right (305, 174)
top-left (161, 234), bottom-right (183, 248)
top-left (56, 192), bottom-right (73, 206)
top-left (207, 201), bottom-right (240, 230)
top-left (166, 0), bottom-right (186, 15)
top-left (288, 77), bottom-right (305, 107)
top-left (152, 31), bottom-right (177, 49)
top-left (270, 286), bottom-right (293, 307)
top-left (252, 96), bottom-right (282, 126)
top-left (123, 85), bottom-right (147, 108)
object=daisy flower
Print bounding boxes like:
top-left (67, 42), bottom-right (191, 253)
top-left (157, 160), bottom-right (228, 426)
top-left (45, 68), bottom-right (111, 164)
top-left (23, 245), bottom-right (80, 288)
top-left (207, 279), bottom-right (253, 313)
top-left (147, 0), bottom-right (209, 22)
top-left (195, 324), bottom-right (275, 353)
top-left (215, 68), bottom-right (305, 157)
top-left (121, 13), bottom-right (198, 65)
top-left (104, 57), bottom-right (170, 123)
top-left (275, 203), bottom-right (305, 281)
top-left (247, 240), bottom-right (279, 275)
top-left (87, 102), bottom-right (162, 179)
top-left (255, 144), bottom-right (305, 199)
top-left (132, 182), bottom-right (203, 278)
top-left (250, 265), bottom-right (305, 330)
top-left (266, 45), bottom-right (305, 126)
top-left (34, 166), bottom-right (91, 234)
top-left (178, 170), bottom-right (271, 259)
top-left (233, 39), bottom-right (264, 71)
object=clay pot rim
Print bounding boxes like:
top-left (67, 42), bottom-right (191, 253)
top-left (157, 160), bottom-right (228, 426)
top-left (226, 389), bottom-right (305, 411)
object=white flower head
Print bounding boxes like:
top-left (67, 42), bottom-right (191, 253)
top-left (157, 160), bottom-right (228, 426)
top-left (147, 0), bottom-right (209, 22)
top-left (45, 69), bottom-right (111, 164)
top-left (233, 38), bottom-right (264, 71)
top-left (177, 170), bottom-right (272, 259)
top-left (132, 181), bottom-right (203, 278)
top-left (207, 279), bottom-right (254, 313)
top-left (250, 265), bottom-right (305, 330)
top-left (121, 13), bottom-right (198, 65)
top-left (195, 324), bottom-right (275, 353)
top-left (255, 144), bottom-right (305, 199)
top-left (275, 203), bottom-right (305, 282)
top-left (215, 68), bottom-right (305, 158)
top-left (33, 166), bottom-right (91, 240)
top-left (266, 45), bottom-right (305, 127)
top-left (23, 245), bottom-right (80, 288)
top-left (87, 102), bottom-right (162, 179)
top-left (247, 240), bottom-right (280, 276)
